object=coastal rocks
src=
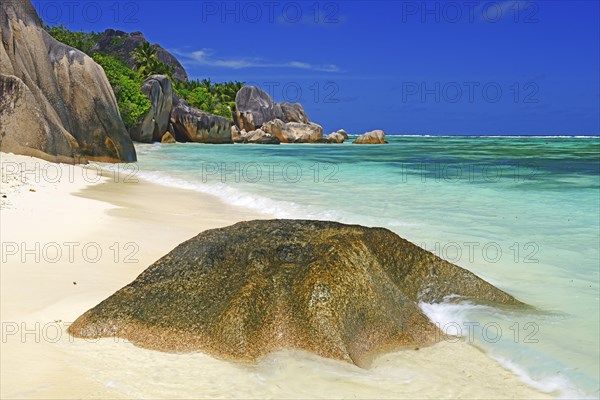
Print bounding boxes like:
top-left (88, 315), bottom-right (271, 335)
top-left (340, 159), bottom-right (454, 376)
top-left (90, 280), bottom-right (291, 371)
top-left (325, 130), bottom-right (348, 143)
top-left (161, 132), bottom-right (176, 143)
top-left (231, 126), bottom-right (280, 144)
top-left (353, 130), bottom-right (388, 144)
top-left (233, 86), bottom-right (284, 130)
top-left (68, 219), bottom-right (523, 367)
top-left (170, 96), bottom-right (232, 144)
top-left (0, 0), bottom-right (136, 163)
top-left (91, 29), bottom-right (188, 82)
top-left (280, 102), bottom-right (309, 124)
top-left (129, 75), bottom-right (173, 143)
top-left (262, 119), bottom-right (323, 143)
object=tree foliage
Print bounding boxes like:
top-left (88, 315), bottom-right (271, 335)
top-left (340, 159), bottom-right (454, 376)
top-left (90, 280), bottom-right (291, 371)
top-left (45, 24), bottom-right (243, 125)
top-left (132, 41), bottom-right (174, 79)
top-left (91, 53), bottom-right (150, 128)
top-left (45, 25), bottom-right (99, 54)
top-left (173, 79), bottom-right (244, 119)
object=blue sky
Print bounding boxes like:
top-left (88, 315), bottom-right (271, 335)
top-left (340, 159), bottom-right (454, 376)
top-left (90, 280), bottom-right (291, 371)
top-left (36, 0), bottom-right (600, 135)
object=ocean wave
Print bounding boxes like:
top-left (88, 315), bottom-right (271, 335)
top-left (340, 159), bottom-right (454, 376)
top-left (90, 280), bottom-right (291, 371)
top-left (134, 169), bottom-right (345, 221)
top-left (419, 301), bottom-right (593, 399)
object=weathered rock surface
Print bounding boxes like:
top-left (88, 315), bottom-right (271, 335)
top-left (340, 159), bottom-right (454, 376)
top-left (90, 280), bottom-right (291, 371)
top-left (170, 96), bottom-right (232, 144)
top-left (353, 130), bottom-right (388, 144)
top-left (232, 126), bottom-right (280, 145)
top-left (69, 220), bottom-right (523, 367)
top-left (92, 29), bottom-right (188, 82)
top-left (262, 120), bottom-right (323, 143)
top-left (280, 102), bottom-right (309, 124)
top-left (0, 0), bottom-right (136, 163)
top-left (161, 132), bottom-right (176, 144)
top-left (129, 75), bottom-right (173, 143)
top-left (325, 130), bottom-right (348, 143)
top-left (233, 86), bottom-right (284, 130)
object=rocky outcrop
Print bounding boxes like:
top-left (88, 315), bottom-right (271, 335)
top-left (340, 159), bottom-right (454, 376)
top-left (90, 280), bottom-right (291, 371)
top-left (262, 119), bottom-right (323, 143)
top-left (69, 220), bottom-right (523, 367)
top-left (161, 132), bottom-right (176, 143)
top-left (231, 126), bottom-right (280, 144)
top-left (325, 130), bottom-right (348, 143)
top-left (280, 102), bottom-right (309, 124)
top-left (170, 96), bottom-right (232, 144)
top-left (233, 87), bottom-right (324, 143)
top-left (91, 29), bottom-right (188, 82)
top-left (353, 130), bottom-right (388, 144)
top-left (0, 0), bottom-right (136, 163)
top-left (233, 86), bottom-right (284, 131)
top-left (129, 75), bottom-right (173, 143)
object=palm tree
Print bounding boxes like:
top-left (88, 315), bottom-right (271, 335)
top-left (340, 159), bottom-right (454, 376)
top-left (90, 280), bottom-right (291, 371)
top-left (132, 41), bottom-right (158, 76)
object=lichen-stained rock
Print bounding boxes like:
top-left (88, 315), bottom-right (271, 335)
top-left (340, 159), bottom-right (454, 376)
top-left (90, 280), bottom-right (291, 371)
top-left (353, 130), bottom-right (388, 144)
top-left (0, 0), bottom-right (136, 163)
top-left (129, 75), bottom-right (173, 143)
top-left (170, 96), bottom-right (232, 144)
top-left (161, 132), bottom-right (176, 143)
top-left (69, 220), bottom-right (523, 367)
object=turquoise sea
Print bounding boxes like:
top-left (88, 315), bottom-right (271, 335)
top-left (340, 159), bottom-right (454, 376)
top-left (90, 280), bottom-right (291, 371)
top-left (133, 136), bottom-right (600, 398)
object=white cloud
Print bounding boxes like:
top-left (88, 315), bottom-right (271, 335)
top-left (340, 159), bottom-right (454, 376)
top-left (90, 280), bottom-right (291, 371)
top-left (172, 49), bottom-right (341, 73)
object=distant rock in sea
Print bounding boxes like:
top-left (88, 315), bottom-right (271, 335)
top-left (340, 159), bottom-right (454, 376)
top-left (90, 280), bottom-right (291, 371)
top-left (233, 86), bottom-right (324, 143)
top-left (0, 0), bottom-right (137, 163)
top-left (325, 129), bottom-right (349, 143)
top-left (69, 220), bottom-right (523, 367)
top-left (353, 130), bottom-right (388, 144)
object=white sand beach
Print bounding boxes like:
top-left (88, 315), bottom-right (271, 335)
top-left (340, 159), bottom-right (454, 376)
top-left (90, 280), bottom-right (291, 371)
top-left (0, 152), bottom-right (553, 399)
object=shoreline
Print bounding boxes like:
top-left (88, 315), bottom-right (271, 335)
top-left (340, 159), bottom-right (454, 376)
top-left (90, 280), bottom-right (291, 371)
top-left (1, 152), bottom-right (553, 399)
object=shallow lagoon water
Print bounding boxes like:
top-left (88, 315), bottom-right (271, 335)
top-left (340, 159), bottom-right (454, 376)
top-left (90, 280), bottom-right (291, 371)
top-left (132, 136), bottom-right (600, 398)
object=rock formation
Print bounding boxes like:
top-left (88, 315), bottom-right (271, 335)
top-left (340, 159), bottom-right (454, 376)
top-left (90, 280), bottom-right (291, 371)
top-left (170, 96), bottom-right (232, 144)
top-left (91, 29), bottom-right (188, 82)
top-left (325, 130), bottom-right (349, 143)
top-left (353, 130), bottom-right (388, 144)
top-left (161, 132), bottom-right (176, 143)
top-left (0, 0), bottom-right (136, 163)
top-left (69, 220), bottom-right (523, 367)
top-left (129, 75), bottom-right (173, 143)
top-left (280, 102), bottom-right (309, 124)
top-left (233, 86), bottom-right (323, 143)
top-left (233, 86), bottom-right (284, 131)
top-left (231, 126), bottom-right (280, 144)
top-left (262, 119), bottom-right (323, 143)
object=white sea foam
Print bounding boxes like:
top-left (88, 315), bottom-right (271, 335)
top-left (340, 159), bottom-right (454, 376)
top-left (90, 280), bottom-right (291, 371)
top-left (135, 169), bottom-right (344, 221)
top-left (491, 356), bottom-right (594, 399)
top-left (419, 301), bottom-right (592, 399)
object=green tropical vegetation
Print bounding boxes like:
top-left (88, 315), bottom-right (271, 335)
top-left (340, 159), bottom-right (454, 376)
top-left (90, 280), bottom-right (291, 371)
top-left (45, 25), bottom-right (244, 125)
top-left (132, 41), bottom-right (174, 79)
top-left (173, 79), bottom-right (244, 119)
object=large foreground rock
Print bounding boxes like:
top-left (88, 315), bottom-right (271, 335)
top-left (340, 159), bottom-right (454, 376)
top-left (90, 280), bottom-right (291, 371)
top-left (129, 75), bottom-right (173, 143)
top-left (353, 130), bottom-right (387, 144)
top-left (170, 96), bottom-right (232, 143)
top-left (0, 0), bottom-right (136, 163)
top-left (69, 220), bottom-right (523, 367)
